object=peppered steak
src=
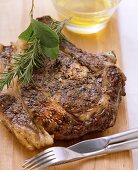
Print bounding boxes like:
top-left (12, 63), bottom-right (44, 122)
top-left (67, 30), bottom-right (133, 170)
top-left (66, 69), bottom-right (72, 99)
top-left (0, 16), bottom-right (126, 150)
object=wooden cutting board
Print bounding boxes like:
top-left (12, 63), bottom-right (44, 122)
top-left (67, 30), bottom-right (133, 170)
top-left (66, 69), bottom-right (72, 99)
top-left (0, 0), bottom-right (133, 170)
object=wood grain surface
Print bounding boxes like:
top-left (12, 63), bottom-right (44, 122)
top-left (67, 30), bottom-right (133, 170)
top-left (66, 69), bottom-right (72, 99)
top-left (0, 0), bottom-right (133, 170)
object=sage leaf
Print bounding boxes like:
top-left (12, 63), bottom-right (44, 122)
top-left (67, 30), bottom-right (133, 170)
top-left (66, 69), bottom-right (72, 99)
top-left (42, 45), bottom-right (59, 59)
top-left (18, 24), bottom-right (34, 42)
top-left (31, 19), bottom-right (59, 48)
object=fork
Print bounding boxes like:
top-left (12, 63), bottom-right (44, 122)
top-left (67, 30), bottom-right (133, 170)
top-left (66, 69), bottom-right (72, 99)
top-left (23, 128), bottom-right (138, 170)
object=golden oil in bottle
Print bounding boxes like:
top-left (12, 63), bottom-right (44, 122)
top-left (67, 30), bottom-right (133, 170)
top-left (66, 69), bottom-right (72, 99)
top-left (52, 0), bottom-right (121, 34)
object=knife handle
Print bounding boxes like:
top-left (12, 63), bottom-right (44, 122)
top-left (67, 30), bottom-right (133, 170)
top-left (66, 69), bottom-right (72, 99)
top-left (108, 128), bottom-right (138, 144)
top-left (107, 138), bottom-right (138, 153)
top-left (82, 137), bottom-right (138, 158)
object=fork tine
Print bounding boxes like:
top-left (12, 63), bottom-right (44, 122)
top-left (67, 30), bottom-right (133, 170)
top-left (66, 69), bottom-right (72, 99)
top-left (25, 157), bottom-right (56, 170)
top-left (34, 158), bottom-right (57, 170)
top-left (23, 152), bottom-right (55, 169)
top-left (23, 148), bottom-right (53, 167)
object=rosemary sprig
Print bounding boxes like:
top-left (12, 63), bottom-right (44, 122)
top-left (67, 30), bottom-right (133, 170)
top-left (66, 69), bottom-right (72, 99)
top-left (0, 0), bottom-right (68, 91)
top-left (0, 39), bottom-right (44, 90)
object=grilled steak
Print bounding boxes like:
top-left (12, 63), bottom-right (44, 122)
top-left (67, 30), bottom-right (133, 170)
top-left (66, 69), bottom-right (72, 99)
top-left (0, 16), bottom-right (126, 150)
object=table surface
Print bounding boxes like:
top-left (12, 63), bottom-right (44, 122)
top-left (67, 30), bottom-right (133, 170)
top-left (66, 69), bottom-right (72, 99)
top-left (118, 1), bottom-right (138, 170)
top-left (0, 0), bottom-right (138, 170)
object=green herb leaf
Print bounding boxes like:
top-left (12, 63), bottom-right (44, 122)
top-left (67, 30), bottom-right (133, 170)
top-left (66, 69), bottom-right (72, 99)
top-left (0, 15), bottom-right (67, 91)
top-left (0, 70), bottom-right (15, 91)
top-left (42, 45), bottom-right (59, 59)
top-left (31, 19), bottom-right (59, 48)
top-left (18, 24), bottom-right (34, 42)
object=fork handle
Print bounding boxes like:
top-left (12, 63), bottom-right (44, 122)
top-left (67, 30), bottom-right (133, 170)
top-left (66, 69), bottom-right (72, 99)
top-left (108, 128), bottom-right (138, 144)
top-left (106, 138), bottom-right (138, 153)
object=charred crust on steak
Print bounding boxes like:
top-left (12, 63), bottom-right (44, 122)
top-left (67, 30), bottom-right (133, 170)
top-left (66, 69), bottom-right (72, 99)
top-left (0, 93), bottom-right (53, 150)
top-left (0, 16), bottom-right (126, 150)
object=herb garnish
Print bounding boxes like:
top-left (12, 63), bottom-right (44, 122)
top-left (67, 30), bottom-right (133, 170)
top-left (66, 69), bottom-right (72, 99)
top-left (0, 0), bottom-right (67, 91)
